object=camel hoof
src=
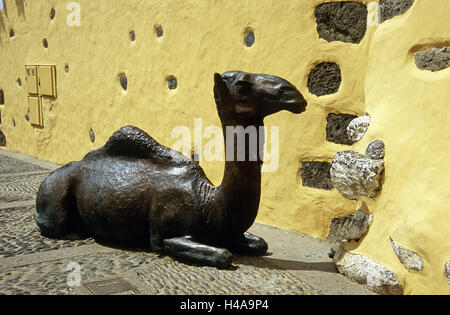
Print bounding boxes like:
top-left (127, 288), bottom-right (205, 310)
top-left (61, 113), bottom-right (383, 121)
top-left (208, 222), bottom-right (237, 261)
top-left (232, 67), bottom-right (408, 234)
top-left (228, 233), bottom-right (268, 256)
top-left (213, 249), bottom-right (233, 269)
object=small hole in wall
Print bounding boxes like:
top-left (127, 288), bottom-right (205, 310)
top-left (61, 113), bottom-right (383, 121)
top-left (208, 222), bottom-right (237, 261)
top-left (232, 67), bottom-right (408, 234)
top-left (167, 76), bottom-right (178, 90)
top-left (50, 8), bottom-right (56, 20)
top-left (0, 90), bottom-right (4, 104)
top-left (43, 39), bottom-right (48, 48)
top-left (119, 74), bottom-right (128, 91)
top-left (65, 64), bottom-right (70, 73)
top-left (129, 31), bottom-right (136, 42)
top-left (25, 114), bottom-right (30, 122)
top-left (17, 79), bottom-right (22, 87)
top-left (244, 28), bottom-right (255, 47)
top-left (89, 129), bottom-right (95, 143)
top-left (9, 29), bottom-right (15, 38)
top-left (154, 24), bottom-right (164, 38)
top-left (12, 118), bottom-right (16, 127)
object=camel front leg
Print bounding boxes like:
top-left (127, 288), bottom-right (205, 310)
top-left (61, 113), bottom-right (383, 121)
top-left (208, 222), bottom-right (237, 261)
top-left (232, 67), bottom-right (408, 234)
top-left (162, 236), bottom-right (233, 269)
top-left (227, 232), bottom-right (268, 256)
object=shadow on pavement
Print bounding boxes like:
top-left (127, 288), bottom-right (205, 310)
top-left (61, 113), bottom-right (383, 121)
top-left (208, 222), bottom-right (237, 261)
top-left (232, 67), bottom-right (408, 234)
top-left (234, 255), bottom-right (338, 273)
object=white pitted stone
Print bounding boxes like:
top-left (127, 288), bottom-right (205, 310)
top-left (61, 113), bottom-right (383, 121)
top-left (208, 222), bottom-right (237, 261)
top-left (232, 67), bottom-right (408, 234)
top-left (330, 151), bottom-right (384, 200)
top-left (366, 140), bottom-right (385, 160)
top-left (336, 252), bottom-right (403, 295)
top-left (444, 262), bottom-right (450, 285)
top-left (347, 114), bottom-right (370, 142)
top-left (390, 238), bottom-right (424, 271)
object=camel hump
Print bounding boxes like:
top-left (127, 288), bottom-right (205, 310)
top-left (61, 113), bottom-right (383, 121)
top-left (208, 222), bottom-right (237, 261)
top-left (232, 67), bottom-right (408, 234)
top-left (103, 125), bottom-right (162, 158)
top-left (98, 125), bottom-right (198, 168)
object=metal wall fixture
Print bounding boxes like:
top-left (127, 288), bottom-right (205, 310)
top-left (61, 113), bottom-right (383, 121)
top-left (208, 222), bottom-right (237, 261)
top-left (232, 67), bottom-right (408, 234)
top-left (25, 65), bottom-right (57, 127)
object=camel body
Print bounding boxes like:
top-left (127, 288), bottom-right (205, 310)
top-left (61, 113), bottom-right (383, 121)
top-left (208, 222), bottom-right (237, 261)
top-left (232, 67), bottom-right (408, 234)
top-left (35, 127), bottom-right (229, 247)
top-left (35, 71), bottom-right (307, 268)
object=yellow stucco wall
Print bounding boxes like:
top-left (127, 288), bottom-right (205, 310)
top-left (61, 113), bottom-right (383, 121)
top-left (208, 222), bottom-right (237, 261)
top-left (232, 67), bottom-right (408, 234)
top-left (0, 0), bottom-right (448, 294)
top-left (350, 0), bottom-right (450, 295)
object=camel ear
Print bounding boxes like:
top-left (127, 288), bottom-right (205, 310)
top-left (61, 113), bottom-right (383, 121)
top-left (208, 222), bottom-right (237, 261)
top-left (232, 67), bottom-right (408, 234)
top-left (214, 73), bottom-right (233, 109)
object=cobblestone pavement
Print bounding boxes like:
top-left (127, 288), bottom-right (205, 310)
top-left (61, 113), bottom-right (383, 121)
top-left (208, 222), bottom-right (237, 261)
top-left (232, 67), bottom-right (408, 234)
top-left (0, 205), bottom-right (95, 259)
top-left (0, 149), bottom-right (375, 295)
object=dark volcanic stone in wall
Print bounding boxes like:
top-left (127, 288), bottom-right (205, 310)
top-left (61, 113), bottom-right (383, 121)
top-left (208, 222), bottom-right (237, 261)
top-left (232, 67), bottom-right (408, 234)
top-left (307, 62), bottom-right (342, 97)
top-left (0, 131), bottom-right (6, 147)
top-left (415, 47), bottom-right (450, 72)
top-left (326, 113), bottom-right (358, 145)
top-left (301, 161), bottom-right (333, 190)
top-left (315, 2), bottom-right (368, 44)
top-left (327, 210), bottom-right (373, 244)
top-left (379, 0), bottom-right (414, 23)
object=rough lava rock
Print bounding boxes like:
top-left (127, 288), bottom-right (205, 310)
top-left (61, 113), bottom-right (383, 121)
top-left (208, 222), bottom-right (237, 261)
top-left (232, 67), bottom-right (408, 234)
top-left (415, 46), bottom-right (450, 72)
top-left (328, 209), bottom-right (373, 244)
top-left (326, 113), bottom-right (358, 145)
top-left (307, 63), bottom-right (342, 97)
top-left (379, 0), bottom-right (415, 23)
top-left (300, 161), bottom-right (333, 190)
top-left (315, 1), bottom-right (368, 44)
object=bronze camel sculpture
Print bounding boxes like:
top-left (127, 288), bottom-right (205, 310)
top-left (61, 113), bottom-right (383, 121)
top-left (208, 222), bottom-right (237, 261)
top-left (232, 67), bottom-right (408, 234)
top-left (34, 71), bottom-right (307, 268)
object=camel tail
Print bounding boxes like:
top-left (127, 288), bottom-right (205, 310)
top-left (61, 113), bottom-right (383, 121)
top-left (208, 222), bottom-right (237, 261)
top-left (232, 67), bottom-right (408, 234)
top-left (34, 162), bottom-right (82, 238)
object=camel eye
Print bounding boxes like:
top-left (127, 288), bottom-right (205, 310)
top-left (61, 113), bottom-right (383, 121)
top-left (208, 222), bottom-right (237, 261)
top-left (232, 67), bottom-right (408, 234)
top-left (236, 81), bottom-right (253, 94)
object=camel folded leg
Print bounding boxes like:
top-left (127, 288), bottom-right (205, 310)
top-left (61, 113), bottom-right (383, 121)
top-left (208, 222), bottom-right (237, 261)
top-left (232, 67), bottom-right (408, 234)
top-left (227, 232), bottom-right (268, 256)
top-left (162, 236), bottom-right (233, 269)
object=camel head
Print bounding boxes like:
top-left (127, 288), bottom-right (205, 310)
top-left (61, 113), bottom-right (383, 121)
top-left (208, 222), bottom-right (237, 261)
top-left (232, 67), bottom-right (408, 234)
top-left (214, 71), bottom-right (307, 125)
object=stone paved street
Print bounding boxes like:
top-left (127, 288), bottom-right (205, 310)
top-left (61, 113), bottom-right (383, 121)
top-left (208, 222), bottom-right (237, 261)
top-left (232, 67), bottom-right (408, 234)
top-left (0, 149), bottom-right (375, 295)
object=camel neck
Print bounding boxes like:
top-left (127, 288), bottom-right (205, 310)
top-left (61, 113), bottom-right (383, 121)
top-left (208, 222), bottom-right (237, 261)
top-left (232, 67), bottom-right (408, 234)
top-left (216, 122), bottom-right (265, 235)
